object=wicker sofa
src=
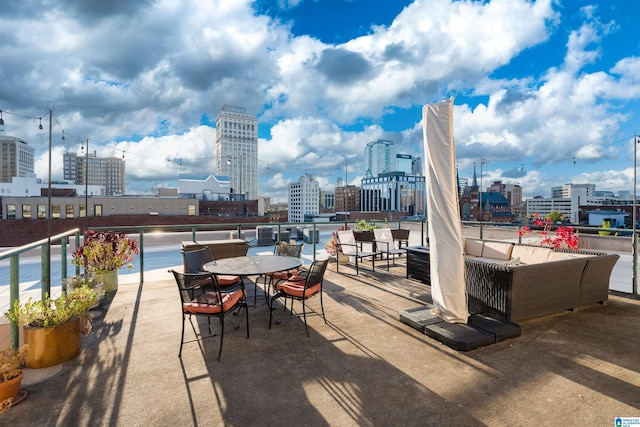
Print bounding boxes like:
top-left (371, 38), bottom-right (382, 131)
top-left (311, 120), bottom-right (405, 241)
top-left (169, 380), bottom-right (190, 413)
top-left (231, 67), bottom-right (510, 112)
top-left (463, 239), bottom-right (620, 322)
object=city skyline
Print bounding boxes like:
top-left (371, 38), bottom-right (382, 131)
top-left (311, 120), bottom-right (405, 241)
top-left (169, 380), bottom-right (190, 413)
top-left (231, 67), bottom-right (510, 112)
top-left (0, 1), bottom-right (638, 203)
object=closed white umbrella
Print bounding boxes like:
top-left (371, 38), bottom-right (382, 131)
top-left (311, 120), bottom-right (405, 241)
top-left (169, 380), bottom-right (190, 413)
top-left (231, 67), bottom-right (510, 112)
top-left (422, 97), bottom-right (469, 323)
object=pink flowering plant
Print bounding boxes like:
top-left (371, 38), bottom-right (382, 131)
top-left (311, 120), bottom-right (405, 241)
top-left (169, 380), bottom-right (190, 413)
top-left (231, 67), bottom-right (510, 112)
top-left (72, 230), bottom-right (140, 273)
top-left (518, 213), bottom-right (579, 250)
top-left (325, 225), bottom-right (350, 255)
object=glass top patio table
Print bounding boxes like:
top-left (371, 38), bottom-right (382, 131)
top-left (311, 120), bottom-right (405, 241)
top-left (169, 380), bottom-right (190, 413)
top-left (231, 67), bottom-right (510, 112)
top-left (203, 255), bottom-right (303, 277)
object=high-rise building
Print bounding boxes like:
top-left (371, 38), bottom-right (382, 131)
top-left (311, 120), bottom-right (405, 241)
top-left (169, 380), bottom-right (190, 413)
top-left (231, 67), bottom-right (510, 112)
top-left (0, 136), bottom-right (35, 183)
top-left (215, 104), bottom-right (258, 200)
top-left (63, 151), bottom-right (126, 195)
top-left (360, 172), bottom-right (426, 216)
top-left (335, 185), bottom-right (360, 213)
top-left (288, 173), bottom-right (319, 222)
top-left (320, 190), bottom-right (335, 211)
top-left (364, 139), bottom-right (395, 176)
top-left (395, 154), bottom-right (423, 175)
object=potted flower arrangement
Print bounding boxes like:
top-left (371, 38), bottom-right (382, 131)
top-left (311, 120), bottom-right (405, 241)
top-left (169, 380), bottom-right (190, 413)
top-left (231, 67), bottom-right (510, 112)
top-left (63, 274), bottom-right (103, 308)
top-left (4, 286), bottom-right (99, 368)
top-left (353, 219), bottom-right (379, 243)
top-left (325, 225), bottom-right (350, 264)
top-left (72, 230), bottom-right (139, 292)
top-left (0, 345), bottom-right (28, 414)
top-left (519, 212), bottom-right (579, 250)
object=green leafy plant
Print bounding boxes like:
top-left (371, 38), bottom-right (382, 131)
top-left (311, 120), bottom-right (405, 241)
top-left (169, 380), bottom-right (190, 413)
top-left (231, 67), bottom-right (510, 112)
top-left (277, 240), bottom-right (303, 256)
top-left (72, 230), bottom-right (139, 273)
top-left (5, 286), bottom-right (99, 335)
top-left (354, 219), bottom-right (379, 232)
top-left (62, 273), bottom-right (101, 289)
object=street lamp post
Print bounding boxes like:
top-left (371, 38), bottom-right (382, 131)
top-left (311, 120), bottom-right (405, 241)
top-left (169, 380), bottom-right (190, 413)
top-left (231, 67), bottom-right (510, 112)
top-left (45, 106), bottom-right (53, 297)
top-left (84, 138), bottom-right (89, 231)
top-left (479, 158), bottom-right (485, 239)
top-left (634, 136), bottom-right (639, 295)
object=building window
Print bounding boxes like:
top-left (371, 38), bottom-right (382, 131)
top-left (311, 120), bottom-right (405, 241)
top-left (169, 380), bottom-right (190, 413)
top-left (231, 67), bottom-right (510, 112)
top-left (52, 205), bottom-right (61, 219)
top-left (22, 205), bottom-right (32, 219)
top-left (66, 204), bottom-right (74, 219)
top-left (80, 204), bottom-right (86, 217)
top-left (37, 204), bottom-right (46, 219)
top-left (95, 204), bottom-right (103, 217)
top-left (188, 204), bottom-right (196, 216)
top-left (6, 205), bottom-right (16, 219)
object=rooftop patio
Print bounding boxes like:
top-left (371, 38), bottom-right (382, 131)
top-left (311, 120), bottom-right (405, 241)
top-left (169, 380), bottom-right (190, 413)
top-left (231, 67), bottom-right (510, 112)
top-left (3, 255), bottom-right (639, 426)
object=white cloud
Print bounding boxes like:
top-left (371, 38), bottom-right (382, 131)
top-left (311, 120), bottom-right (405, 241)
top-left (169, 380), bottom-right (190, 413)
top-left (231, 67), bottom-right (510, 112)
top-left (3, 0), bottom-right (639, 203)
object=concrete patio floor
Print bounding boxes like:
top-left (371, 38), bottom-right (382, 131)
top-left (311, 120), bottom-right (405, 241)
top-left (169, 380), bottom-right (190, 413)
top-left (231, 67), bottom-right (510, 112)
top-left (3, 258), bottom-right (640, 426)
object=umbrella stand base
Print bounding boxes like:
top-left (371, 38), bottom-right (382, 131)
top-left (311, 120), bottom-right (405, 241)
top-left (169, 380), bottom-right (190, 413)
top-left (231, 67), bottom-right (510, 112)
top-left (399, 304), bottom-right (521, 351)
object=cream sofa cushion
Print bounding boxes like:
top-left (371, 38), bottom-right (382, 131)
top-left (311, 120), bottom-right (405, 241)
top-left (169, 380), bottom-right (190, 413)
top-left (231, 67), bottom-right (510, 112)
top-left (547, 251), bottom-right (572, 261)
top-left (481, 241), bottom-right (514, 261)
top-left (511, 245), bottom-right (553, 264)
top-left (464, 239), bottom-right (484, 257)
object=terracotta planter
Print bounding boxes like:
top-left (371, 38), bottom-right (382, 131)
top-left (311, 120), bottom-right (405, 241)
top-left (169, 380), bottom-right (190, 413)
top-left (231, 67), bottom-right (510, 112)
top-left (94, 270), bottom-right (118, 292)
top-left (0, 370), bottom-right (23, 403)
top-left (24, 319), bottom-right (81, 369)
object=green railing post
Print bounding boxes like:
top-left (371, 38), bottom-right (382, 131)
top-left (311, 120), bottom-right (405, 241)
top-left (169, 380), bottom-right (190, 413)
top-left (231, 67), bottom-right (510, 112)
top-left (41, 242), bottom-right (50, 300)
top-left (633, 229), bottom-right (638, 295)
top-left (312, 223), bottom-right (317, 260)
top-left (61, 236), bottom-right (68, 285)
top-left (139, 229), bottom-right (145, 283)
top-left (9, 255), bottom-right (19, 350)
top-left (75, 230), bottom-right (81, 276)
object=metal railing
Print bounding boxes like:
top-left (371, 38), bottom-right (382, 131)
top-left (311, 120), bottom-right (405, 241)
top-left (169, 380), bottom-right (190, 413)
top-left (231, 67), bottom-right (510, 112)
top-left (1, 228), bottom-right (81, 349)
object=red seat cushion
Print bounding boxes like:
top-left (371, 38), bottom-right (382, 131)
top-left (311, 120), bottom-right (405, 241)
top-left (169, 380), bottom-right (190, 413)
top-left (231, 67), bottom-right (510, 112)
top-left (268, 269), bottom-right (299, 281)
top-left (216, 275), bottom-right (241, 286)
top-left (275, 280), bottom-right (321, 298)
top-left (189, 274), bottom-right (240, 287)
top-left (183, 289), bottom-right (245, 314)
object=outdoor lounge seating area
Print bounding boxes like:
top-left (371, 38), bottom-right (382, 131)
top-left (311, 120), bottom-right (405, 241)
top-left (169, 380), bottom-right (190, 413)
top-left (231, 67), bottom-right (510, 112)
top-left (462, 239), bottom-right (620, 321)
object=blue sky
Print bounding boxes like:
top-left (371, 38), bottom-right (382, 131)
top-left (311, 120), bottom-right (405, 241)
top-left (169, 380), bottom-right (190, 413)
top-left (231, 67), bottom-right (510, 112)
top-left (0, 0), bottom-right (639, 202)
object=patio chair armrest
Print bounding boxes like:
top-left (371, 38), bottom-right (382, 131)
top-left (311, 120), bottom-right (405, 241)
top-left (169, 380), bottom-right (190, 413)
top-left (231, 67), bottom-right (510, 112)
top-left (373, 239), bottom-right (390, 250)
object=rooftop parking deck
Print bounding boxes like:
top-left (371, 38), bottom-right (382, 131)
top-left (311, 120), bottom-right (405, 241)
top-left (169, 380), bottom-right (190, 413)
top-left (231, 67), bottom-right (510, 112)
top-left (3, 256), bottom-right (640, 426)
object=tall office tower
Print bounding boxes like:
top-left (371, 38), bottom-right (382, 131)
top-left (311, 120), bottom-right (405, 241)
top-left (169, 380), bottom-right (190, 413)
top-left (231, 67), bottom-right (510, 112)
top-left (0, 136), bottom-right (35, 183)
top-left (63, 152), bottom-right (126, 195)
top-left (288, 173), bottom-right (320, 222)
top-left (364, 139), bottom-right (395, 177)
top-left (215, 104), bottom-right (258, 200)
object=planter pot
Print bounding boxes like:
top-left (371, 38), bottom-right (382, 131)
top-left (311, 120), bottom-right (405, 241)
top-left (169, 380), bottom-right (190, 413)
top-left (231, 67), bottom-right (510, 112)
top-left (0, 370), bottom-right (23, 403)
top-left (70, 282), bottom-right (102, 309)
top-left (24, 319), bottom-right (81, 369)
top-left (90, 283), bottom-right (103, 308)
top-left (353, 231), bottom-right (375, 242)
top-left (337, 252), bottom-right (349, 265)
top-left (94, 270), bottom-right (118, 292)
